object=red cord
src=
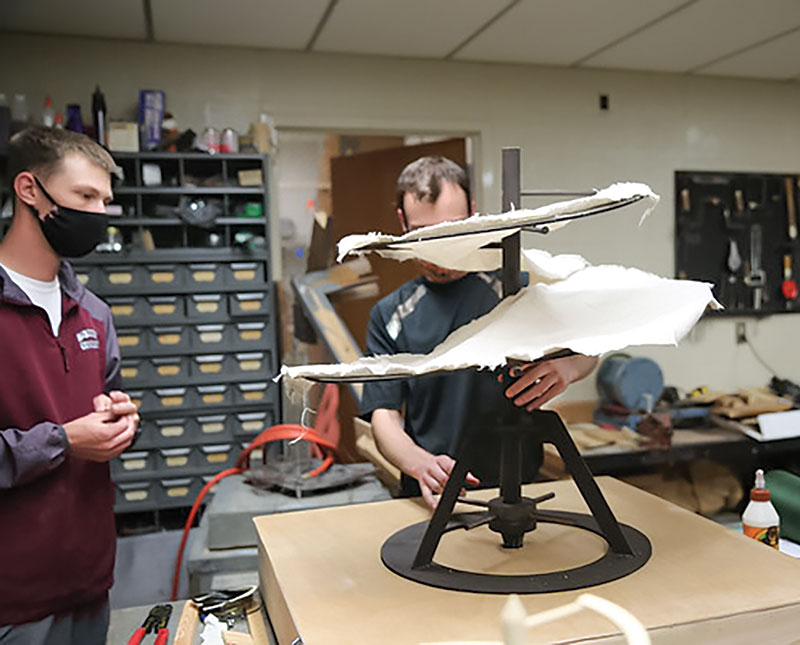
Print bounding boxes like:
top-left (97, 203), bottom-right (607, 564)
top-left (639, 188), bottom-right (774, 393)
top-left (170, 385), bottom-right (340, 600)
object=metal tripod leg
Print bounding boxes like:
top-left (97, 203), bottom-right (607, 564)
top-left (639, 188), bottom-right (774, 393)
top-left (535, 410), bottom-right (633, 555)
top-left (412, 450), bottom-right (472, 568)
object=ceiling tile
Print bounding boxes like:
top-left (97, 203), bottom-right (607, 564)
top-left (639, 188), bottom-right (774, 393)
top-left (151, 0), bottom-right (329, 49)
top-left (582, 0), bottom-right (800, 73)
top-left (313, 0), bottom-right (508, 58)
top-left (1, 0), bottom-right (146, 40)
top-left (696, 27), bottom-right (800, 79)
top-left (455, 0), bottom-right (688, 65)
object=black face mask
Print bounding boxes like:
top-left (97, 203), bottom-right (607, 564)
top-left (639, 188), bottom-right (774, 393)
top-left (27, 176), bottom-right (109, 258)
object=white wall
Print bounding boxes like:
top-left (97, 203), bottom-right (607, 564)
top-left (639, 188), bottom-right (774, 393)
top-left (2, 33), bottom-right (799, 398)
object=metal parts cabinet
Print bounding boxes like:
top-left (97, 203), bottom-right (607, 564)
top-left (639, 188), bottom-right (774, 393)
top-left (72, 152), bottom-right (280, 514)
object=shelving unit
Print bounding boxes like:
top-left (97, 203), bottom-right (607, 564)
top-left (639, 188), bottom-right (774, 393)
top-left (69, 152), bottom-right (280, 514)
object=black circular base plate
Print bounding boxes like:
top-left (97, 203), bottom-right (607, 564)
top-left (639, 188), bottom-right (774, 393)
top-left (381, 510), bottom-right (652, 594)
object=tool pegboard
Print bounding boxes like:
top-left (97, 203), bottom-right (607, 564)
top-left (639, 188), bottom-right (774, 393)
top-left (675, 171), bottom-right (799, 315)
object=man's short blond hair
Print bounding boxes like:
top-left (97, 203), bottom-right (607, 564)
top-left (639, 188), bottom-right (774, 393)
top-left (8, 126), bottom-right (119, 186)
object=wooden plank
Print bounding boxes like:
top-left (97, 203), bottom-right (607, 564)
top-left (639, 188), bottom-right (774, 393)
top-left (256, 477), bottom-right (800, 645)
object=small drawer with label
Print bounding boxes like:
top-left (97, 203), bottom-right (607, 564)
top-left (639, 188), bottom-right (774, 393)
top-left (148, 325), bottom-right (190, 352)
top-left (188, 294), bottom-right (227, 319)
top-left (233, 351), bottom-right (269, 375)
top-left (108, 296), bottom-right (147, 322)
top-left (191, 324), bottom-right (232, 351)
top-left (229, 291), bottom-right (267, 317)
top-left (73, 265), bottom-right (97, 290)
top-left (117, 327), bottom-right (146, 351)
top-left (111, 450), bottom-right (155, 478)
top-left (115, 480), bottom-right (155, 509)
top-left (226, 262), bottom-right (265, 287)
top-left (197, 414), bottom-right (233, 441)
top-left (140, 387), bottom-right (191, 413)
top-left (233, 410), bottom-right (274, 437)
top-left (137, 417), bottom-right (199, 447)
top-left (151, 356), bottom-right (189, 383)
top-left (234, 322), bottom-right (267, 349)
top-left (196, 384), bottom-right (232, 408)
top-left (157, 477), bottom-right (203, 506)
top-left (188, 263), bottom-right (224, 287)
top-left (144, 264), bottom-right (185, 289)
top-left (99, 264), bottom-right (142, 290)
top-left (199, 443), bottom-right (239, 470)
top-left (191, 354), bottom-right (233, 379)
top-left (127, 389), bottom-right (144, 411)
top-left (120, 358), bottom-right (150, 386)
top-left (146, 295), bottom-right (184, 322)
top-left (156, 447), bottom-right (199, 474)
top-left (234, 381), bottom-right (270, 405)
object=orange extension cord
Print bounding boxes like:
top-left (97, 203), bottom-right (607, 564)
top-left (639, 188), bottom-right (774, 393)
top-left (170, 384), bottom-right (340, 601)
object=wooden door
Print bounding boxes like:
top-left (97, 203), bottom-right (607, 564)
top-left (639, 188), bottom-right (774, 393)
top-left (329, 138), bottom-right (467, 463)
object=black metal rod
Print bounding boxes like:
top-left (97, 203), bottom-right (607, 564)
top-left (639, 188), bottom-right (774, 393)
top-left (499, 432), bottom-right (522, 504)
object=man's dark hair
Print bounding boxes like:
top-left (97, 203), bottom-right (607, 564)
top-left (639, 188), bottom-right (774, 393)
top-left (7, 126), bottom-right (118, 192)
top-left (396, 156), bottom-right (471, 225)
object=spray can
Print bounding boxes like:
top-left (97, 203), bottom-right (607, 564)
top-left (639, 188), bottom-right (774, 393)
top-left (742, 469), bottom-right (780, 549)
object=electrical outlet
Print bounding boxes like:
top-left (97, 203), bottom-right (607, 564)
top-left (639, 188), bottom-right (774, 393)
top-left (736, 322), bottom-right (747, 344)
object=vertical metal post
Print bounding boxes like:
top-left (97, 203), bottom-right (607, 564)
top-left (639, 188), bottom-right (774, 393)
top-left (501, 148), bottom-right (522, 298)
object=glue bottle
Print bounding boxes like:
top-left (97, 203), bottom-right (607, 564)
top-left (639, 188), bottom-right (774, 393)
top-left (742, 469), bottom-right (780, 549)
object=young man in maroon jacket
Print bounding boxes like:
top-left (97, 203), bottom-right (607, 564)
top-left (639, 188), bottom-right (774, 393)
top-left (0, 127), bottom-right (139, 644)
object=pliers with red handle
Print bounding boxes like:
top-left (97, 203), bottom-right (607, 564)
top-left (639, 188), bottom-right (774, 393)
top-left (127, 604), bottom-right (172, 645)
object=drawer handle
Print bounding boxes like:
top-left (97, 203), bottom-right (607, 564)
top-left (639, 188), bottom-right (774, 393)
top-left (199, 331), bottom-right (223, 343)
top-left (239, 301), bottom-right (260, 312)
top-left (240, 330), bottom-right (262, 341)
top-left (196, 302), bottom-right (219, 313)
top-left (238, 359), bottom-right (261, 372)
top-left (202, 422), bottom-right (224, 434)
top-left (167, 486), bottom-right (189, 498)
top-left (243, 391), bottom-right (264, 401)
top-left (121, 367), bottom-right (138, 379)
top-left (119, 336), bottom-right (140, 347)
top-left (77, 273), bottom-right (90, 285)
top-left (157, 333), bottom-right (181, 345)
top-left (123, 458), bottom-right (146, 471)
top-left (157, 365), bottom-right (181, 376)
top-left (125, 490), bottom-right (148, 502)
top-left (203, 393), bottom-right (224, 404)
top-left (241, 420), bottom-right (262, 432)
top-left (206, 453), bottom-right (228, 464)
top-left (166, 456), bottom-right (188, 467)
top-left (199, 363), bottom-right (222, 374)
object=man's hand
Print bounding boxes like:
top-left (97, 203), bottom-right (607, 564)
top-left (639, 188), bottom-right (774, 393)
top-left (93, 390), bottom-right (139, 420)
top-left (502, 355), bottom-right (598, 411)
top-left (63, 411), bottom-right (136, 462)
top-left (408, 452), bottom-right (480, 509)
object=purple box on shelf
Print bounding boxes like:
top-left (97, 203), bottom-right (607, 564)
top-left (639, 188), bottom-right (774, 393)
top-left (138, 89), bottom-right (165, 150)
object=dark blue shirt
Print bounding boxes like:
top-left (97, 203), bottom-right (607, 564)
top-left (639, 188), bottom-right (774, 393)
top-left (361, 271), bottom-right (542, 496)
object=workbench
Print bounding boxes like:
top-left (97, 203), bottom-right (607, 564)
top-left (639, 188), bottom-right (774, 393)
top-left (256, 477), bottom-right (800, 644)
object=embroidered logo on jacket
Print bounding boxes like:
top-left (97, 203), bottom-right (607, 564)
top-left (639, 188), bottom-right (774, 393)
top-left (76, 328), bottom-right (100, 351)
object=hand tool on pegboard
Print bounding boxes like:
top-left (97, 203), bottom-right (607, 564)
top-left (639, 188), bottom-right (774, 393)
top-left (744, 223), bottom-right (766, 311)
